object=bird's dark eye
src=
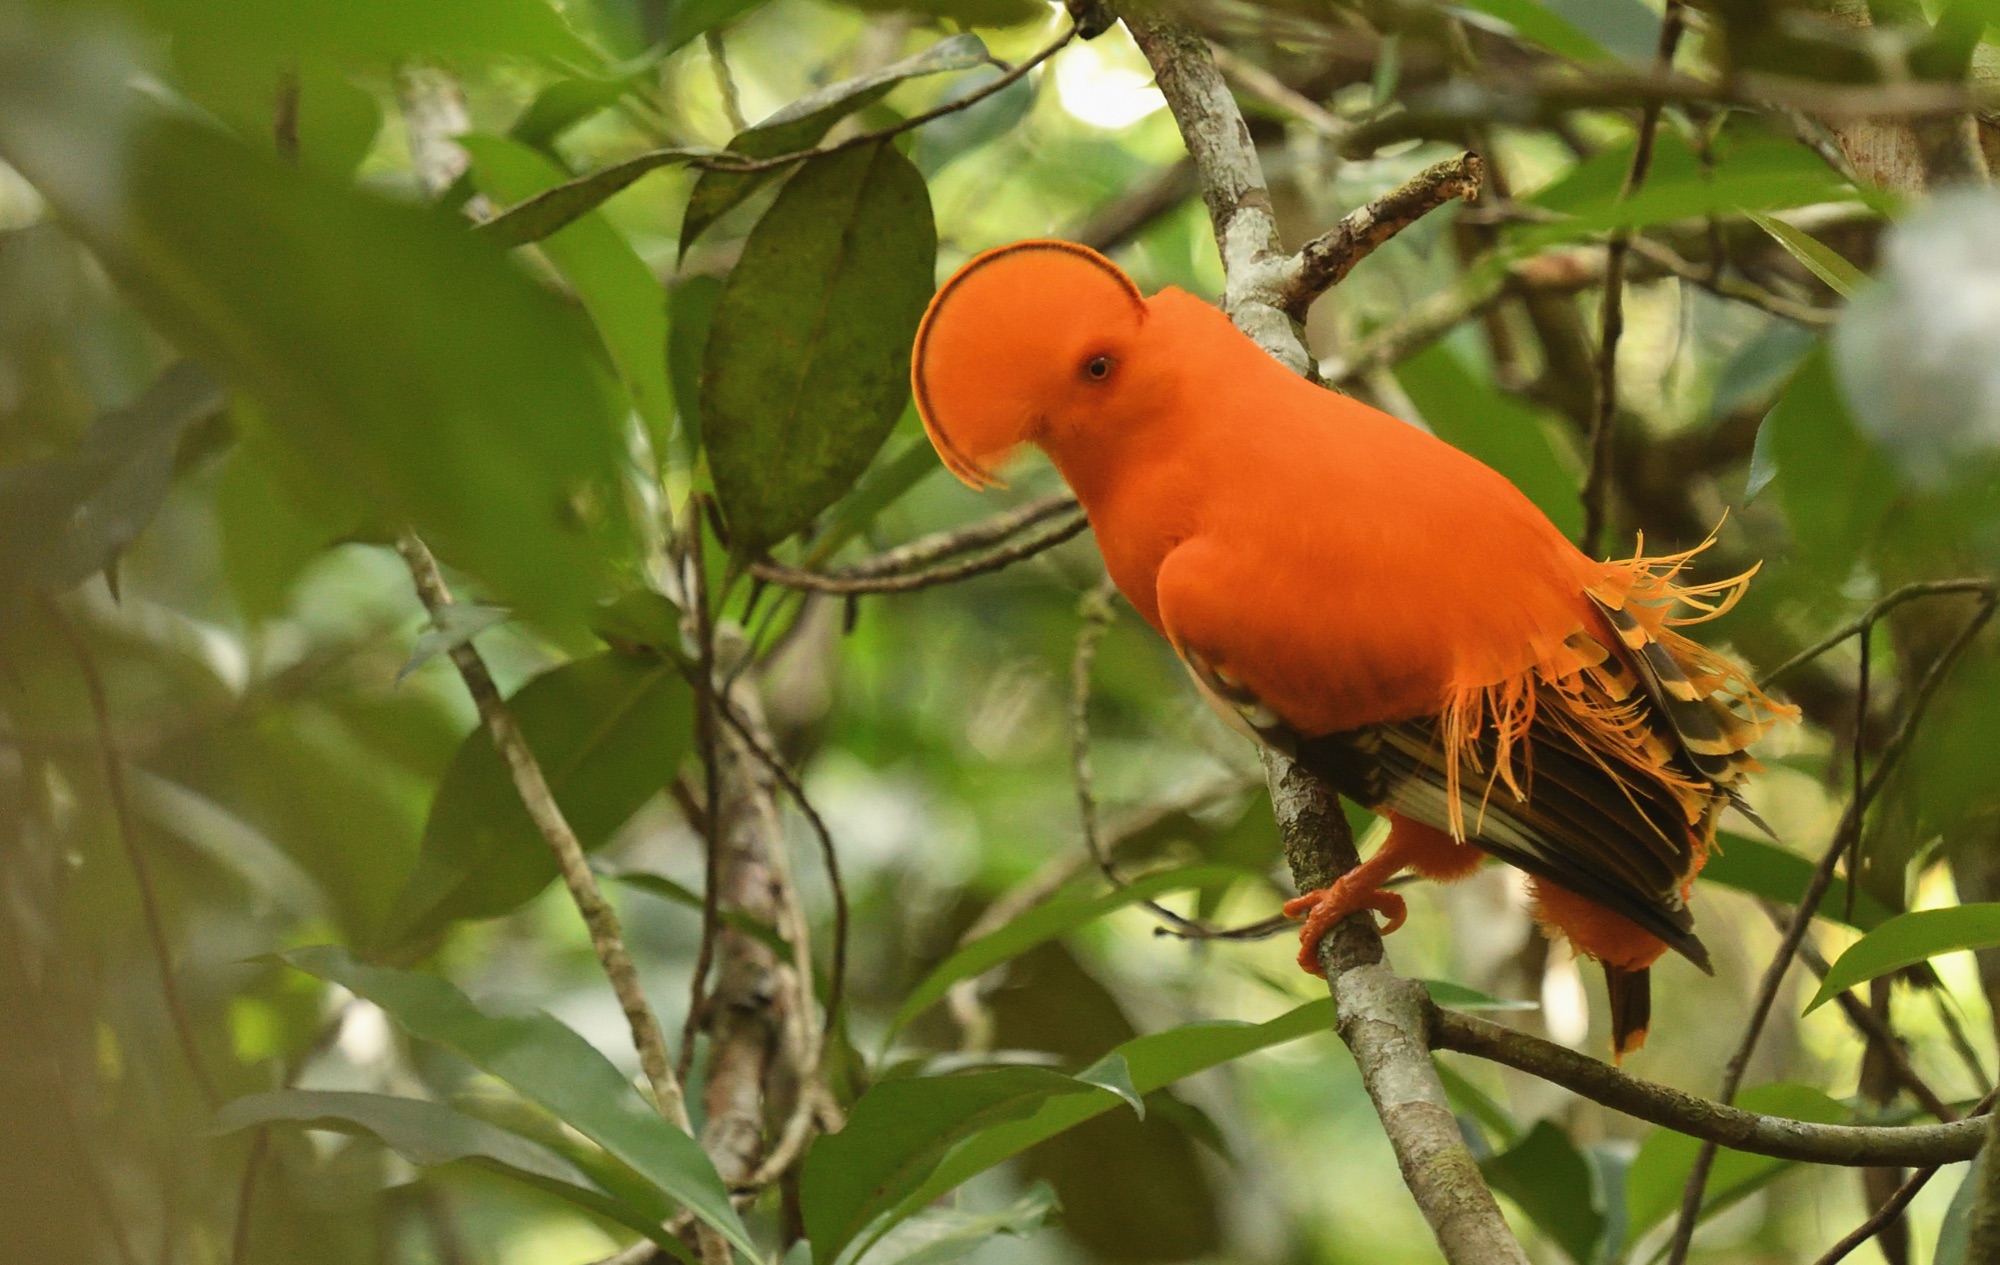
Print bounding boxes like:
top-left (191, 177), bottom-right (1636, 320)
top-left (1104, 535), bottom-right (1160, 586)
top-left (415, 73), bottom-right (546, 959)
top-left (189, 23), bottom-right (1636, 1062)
top-left (1084, 355), bottom-right (1113, 381)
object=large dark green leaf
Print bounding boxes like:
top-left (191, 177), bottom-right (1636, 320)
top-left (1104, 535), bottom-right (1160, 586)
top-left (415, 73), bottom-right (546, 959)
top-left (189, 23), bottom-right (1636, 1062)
top-left (279, 946), bottom-right (757, 1261)
top-left (1521, 131), bottom-right (1852, 250)
top-left (383, 651), bottom-right (694, 947)
top-left (884, 865), bottom-right (1248, 1044)
top-left (679, 33), bottom-right (987, 253)
top-left (702, 141), bottom-right (935, 553)
top-left (669, 274), bottom-right (724, 455)
top-left (1480, 1120), bottom-right (1604, 1265)
top-left (0, 360), bottom-right (224, 593)
top-left (124, 0), bottom-right (602, 65)
top-left (1623, 1083), bottom-right (1848, 1243)
top-left (1395, 343), bottom-right (1583, 539)
top-left (807, 1000), bottom-right (1336, 1265)
top-left (1805, 904), bottom-right (2000, 1012)
top-left (462, 134), bottom-right (676, 458)
top-left (1701, 831), bottom-right (1897, 930)
top-left (0, 53), bottom-right (633, 631)
top-left (213, 1089), bottom-right (680, 1248)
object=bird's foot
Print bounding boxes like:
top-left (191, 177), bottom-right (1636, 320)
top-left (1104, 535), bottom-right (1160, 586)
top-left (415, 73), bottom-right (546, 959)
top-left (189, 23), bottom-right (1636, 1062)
top-left (1282, 880), bottom-right (1407, 977)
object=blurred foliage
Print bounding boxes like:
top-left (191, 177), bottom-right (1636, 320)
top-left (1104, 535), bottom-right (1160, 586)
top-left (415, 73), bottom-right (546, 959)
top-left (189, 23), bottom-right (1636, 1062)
top-left (5, 0), bottom-right (2000, 1263)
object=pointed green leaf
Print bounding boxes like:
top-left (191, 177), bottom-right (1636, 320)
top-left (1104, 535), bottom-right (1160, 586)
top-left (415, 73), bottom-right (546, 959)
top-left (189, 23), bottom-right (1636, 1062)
top-left (680, 33), bottom-right (987, 253)
top-left (813, 1001), bottom-right (1336, 1265)
top-left (212, 1088), bottom-right (682, 1251)
top-left (1742, 209), bottom-right (1867, 299)
top-left (702, 141), bottom-right (936, 553)
top-left (1480, 1120), bottom-right (1604, 1265)
top-left (383, 652), bottom-right (694, 946)
top-left (885, 866), bottom-right (1249, 1045)
top-left (0, 72), bottom-right (635, 631)
top-left (1624, 1083), bottom-right (1848, 1242)
top-left (278, 946), bottom-right (756, 1261)
top-left (1422, 979), bottom-right (1540, 1012)
top-left (1702, 831), bottom-right (1897, 931)
top-left (1396, 343), bottom-right (1583, 539)
top-left (1806, 904), bottom-right (2000, 1012)
top-left (857, 1182), bottom-right (1058, 1265)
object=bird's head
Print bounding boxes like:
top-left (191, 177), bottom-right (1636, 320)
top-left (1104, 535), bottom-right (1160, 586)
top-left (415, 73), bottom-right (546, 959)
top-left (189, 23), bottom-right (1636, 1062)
top-left (911, 240), bottom-right (1149, 488)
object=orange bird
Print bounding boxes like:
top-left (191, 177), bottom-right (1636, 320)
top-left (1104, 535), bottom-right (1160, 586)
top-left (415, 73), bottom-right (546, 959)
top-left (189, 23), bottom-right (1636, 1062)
top-left (910, 240), bottom-right (1795, 1057)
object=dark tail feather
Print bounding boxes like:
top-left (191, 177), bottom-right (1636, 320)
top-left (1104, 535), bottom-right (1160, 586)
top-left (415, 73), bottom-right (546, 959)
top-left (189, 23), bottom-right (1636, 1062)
top-left (1604, 965), bottom-right (1651, 1061)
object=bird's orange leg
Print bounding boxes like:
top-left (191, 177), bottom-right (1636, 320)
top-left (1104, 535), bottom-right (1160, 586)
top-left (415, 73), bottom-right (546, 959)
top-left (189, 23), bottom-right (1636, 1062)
top-left (1283, 815), bottom-right (1480, 976)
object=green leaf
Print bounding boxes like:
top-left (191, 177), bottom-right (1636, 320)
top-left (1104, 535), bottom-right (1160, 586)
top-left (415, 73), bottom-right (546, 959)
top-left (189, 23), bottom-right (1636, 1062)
top-left (478, 146), bottom-right (727, 249)
top-left (802, 1065), bottom-right (1087, 1265)
top-left (1433, 1057), bottom-right (1522, 1149)
top-left (827, 1001), bottom-right (1337, 1265)
top-left (1523, 132), bottom-right (1851, 249)
top-left (1742, 210), bottom-right (1867, 298)
top-left (278, 945), bottom-right (757, 1261)
top-left (0, 360), bottom-right (225, 594)
top-left (669, 275), bottom-right (724, 455)
top-left (680, 33), bottom-right (988, 253)
top-left (382, 653), bottom-right (694, 946)
top-left (884, 866), bottom-right (1248, 1045)
top-left (702, 141), bottom-right (936, 553)
top-left (125, 0), bottom-right (603, 66)
top-left (511, 73), bottom-right (648, 150)
top-left (660, 0), bottom-right (768, 52)
top-left (805, 432), bottom-right (940, 565)
top-left (1701, 831), bottom-right (1897, 931)
top-left (1076, 1052), bottom-right (1144, 1119)
top-left (397, 604), bottom-right (511, 684)
top-left (608, 869), bottom-right (800, 969)
top-left (856, 1182), bottom-right (1058, 1265)
top-left (1936, 1152), bottom-right (1983, 1265)
top-left (1449, 0), bottom-right (1618, 63)
top-left (212, 1089), bottom-right (682, 1249)
top-left (0, 72), bottom-right (635, 632)
top-left (463, 134), bottom-right (676, 458)
top-left (1396, 343), bottom-right (1583, 539)
top-left (1480, 1120), bottom-right (1604, 1265)
top-left (1624, 1083), bottom-right (1848, 1242)
top-left (1806, 904), bottom-right (2000, 1012)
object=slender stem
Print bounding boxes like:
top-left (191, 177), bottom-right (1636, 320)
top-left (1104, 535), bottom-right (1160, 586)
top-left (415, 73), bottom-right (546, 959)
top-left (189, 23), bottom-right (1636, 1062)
top-left (1277, 152), bottom-right (1485, 317)
top-left (1433, 1008), bottom-right (1989, 1165)
top-left (750, 511), bottom-right (1089, 594)
top-left (393, 535), bottom-right (692, 1131)
top-left (1812, 1090), bottom-right (2000, 1265)
top-left (44, 596), bottom-right (220, 1109)
top-left (705, 29), bottom-right (746, 134)
top-left (1667, 586), bottom-right (1996, 1263)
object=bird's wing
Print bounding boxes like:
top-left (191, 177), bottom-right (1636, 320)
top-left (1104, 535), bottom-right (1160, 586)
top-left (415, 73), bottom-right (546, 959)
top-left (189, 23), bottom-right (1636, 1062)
top-left (1156, 537), bottom-right (1714, 972)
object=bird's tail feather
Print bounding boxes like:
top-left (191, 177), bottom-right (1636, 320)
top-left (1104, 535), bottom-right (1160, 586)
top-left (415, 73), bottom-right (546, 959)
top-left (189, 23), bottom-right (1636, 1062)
top-left (1604, 964), bottom-right (1651, 1061)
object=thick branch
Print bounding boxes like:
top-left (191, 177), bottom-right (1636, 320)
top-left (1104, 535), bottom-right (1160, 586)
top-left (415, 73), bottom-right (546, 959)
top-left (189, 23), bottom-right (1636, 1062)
top-left (1276, 153), bottom-right (1485, 317)
top-left (1433, 1009), bottom-right (1987, 1165)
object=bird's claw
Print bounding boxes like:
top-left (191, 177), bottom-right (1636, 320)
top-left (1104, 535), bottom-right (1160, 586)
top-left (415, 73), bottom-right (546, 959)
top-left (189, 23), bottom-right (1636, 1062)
top-left (1282, 880), bottom-right (1408, 976)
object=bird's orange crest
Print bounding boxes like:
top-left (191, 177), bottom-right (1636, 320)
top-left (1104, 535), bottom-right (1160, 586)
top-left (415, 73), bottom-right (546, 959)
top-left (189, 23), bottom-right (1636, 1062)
top-left (912, 240), bottom-right (1146, 489)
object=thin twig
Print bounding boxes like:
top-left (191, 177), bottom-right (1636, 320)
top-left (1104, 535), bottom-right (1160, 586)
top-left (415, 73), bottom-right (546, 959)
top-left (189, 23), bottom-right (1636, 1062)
top-left (1758, 579), bottom-right (1997, 687)
top-left (682, 507), bottom-right (726, 1089)
top-left (1667, 584), bottom-right (1997, 1263)
top-left (705, 30), bottom-right (747, 134)
top-left (1581, 0), bottom-right (1686, 558)
top-left (750, 511), bottom-right (1089, 595)
top-left (1811, 1090), bottom-right (2000, 1265)
top-left (44, 596), bottom-right (220, 1109)
top-left (835, 493), bottom-right (1079, 578)
top-left (1432, 1008), bottom-right (1989, 1166)
top-left (393, 535), bottom-right (694, 1133)
top-left (1276, 152), bottom-right (1485, 317)
top-left (480, 24), bottom-right (1079, 247)
top-left (1068, 580), bottom-right (1292, 942)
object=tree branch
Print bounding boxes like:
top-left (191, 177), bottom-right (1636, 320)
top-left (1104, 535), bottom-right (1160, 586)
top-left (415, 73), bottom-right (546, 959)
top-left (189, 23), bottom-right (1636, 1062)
top-left (1115, 11), bottom-right (1529, 1259)
top-left (392, 537), bottom-right (695, 1132)
top-left (1432, 1008), bottom-right (1988, 1165)
top-left (749, 510), bottom-right (1088, 594)
top-left (1276, 152), bottom-right (1485, 318)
